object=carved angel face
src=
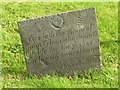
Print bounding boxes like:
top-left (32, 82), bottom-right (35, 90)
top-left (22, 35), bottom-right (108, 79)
top-left (50, 15), bottom-right (64, 29)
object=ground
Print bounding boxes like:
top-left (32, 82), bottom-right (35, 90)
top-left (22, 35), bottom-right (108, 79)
top-left (1, 2), bottom-right (118, 88)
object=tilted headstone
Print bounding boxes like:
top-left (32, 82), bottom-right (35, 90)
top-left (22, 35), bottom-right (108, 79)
top-left (18, 8), bottom-right (102, 76)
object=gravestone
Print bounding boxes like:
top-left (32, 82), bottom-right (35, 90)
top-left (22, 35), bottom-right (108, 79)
top-left (18, 8), bottom-right (102, 76)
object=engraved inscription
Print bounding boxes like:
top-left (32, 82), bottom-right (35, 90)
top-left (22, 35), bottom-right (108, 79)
top-left (19, 8), bottom-right (101, 76)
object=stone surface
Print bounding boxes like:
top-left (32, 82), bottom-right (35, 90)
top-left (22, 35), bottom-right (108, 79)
top-left (18, 8), bottom-right (101, 76)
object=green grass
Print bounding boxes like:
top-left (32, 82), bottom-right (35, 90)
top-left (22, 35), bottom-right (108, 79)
top-left (1, 2), bottom-right (118, 88)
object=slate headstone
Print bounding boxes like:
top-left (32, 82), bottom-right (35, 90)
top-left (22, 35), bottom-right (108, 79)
top-left (18, 8), bottom-right (102, 76)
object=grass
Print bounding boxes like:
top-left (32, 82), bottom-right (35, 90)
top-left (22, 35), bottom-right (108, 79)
top-left (1, 2), bottom-right (118, 88)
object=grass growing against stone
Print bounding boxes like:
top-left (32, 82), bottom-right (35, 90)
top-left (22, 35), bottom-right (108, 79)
top-left (1, 2), bottom-right (118, 88)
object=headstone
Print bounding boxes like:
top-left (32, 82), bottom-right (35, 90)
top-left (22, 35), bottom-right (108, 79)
top-left (18, 8), bottom-right (102, 76)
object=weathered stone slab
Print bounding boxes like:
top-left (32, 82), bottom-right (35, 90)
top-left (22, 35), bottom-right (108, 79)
top-left (18, 8), bottom-right (101, 76)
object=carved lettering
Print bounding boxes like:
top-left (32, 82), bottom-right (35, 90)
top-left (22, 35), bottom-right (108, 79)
top-left (19, 8), bottom-right (101, 76)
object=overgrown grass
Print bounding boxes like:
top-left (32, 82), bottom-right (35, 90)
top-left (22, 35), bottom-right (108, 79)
top-left (1, 2), bottom-right (118, 88)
